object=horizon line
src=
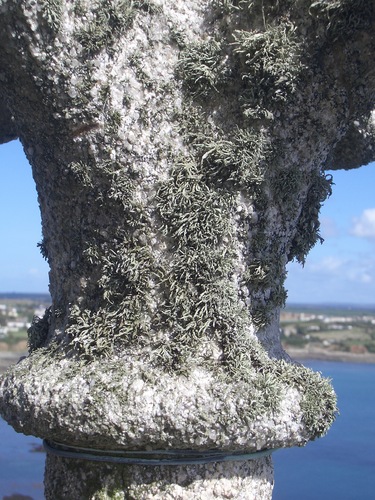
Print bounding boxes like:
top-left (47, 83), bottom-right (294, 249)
top-left (0, 292), bottom-right (374, 309)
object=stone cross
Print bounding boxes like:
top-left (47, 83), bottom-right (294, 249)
top-left (0, 1), bottom-right (373, 498)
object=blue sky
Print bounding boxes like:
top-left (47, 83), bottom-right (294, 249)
top-left (286, 162), bottom-right (375, 305)
top-left (0, 140), bottom-right (49, 293)
top-left (0, 139), bottom-right (374, 305)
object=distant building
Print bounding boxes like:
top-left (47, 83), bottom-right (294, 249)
top-left (350, 345), bottom-right (368, 354)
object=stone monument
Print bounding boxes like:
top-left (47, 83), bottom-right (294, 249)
top-left (0, 1), bottom-right (373, 498)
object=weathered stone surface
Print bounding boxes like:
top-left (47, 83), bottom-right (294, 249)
top-left (0, 0), bottom-right (374, 497)
top-left (44, 454), bottom-right (273, 500)
top-left (0, 96), bottom-right (17, 144)
top-left (1, 351), bottom-right (333, 451)
top-left (329, 112), bottom-right (375, 170)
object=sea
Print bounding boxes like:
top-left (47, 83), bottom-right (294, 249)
top-left (0, 359), bottom-right (374, 500)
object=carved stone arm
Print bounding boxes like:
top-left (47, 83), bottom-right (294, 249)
top-left (328, 112), bottom-right (375, 170)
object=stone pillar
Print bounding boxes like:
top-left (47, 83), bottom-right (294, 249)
top-left (44, 454), bottom-right (273, 499)
top-left (0, 1), bottom-right (373, 498)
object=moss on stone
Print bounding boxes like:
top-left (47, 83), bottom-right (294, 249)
top-left (28, 307), bottom-right (51, 353)
top-left (155, 159), bottom-right (242, 369)
top-left (309, 0), bottom-right (373, 40)
top-left (105, 111), bottom-right (122, 135)
top-left (133, 0), bottom-right (161, 15)
top-left (65, 232), bottom-right (156, 358)
top-left (74, 0), bottom-right (160, 57)
top-left (41, 0), bottom-right (63, 32)
top-left (211, 0), bottom-right (239, 14)
top-left (275, 360), bottom-right (338, 438)
top-left (75, 0), bottom-right (135, 56)
top-left (232, 22), bottom-right (304, 119)
top-left (198, 128), bottom-right (269, 189)
top-left (177, 39), bottom-right (228, 97)
top-left (288, 170), bottom-right (333, 264)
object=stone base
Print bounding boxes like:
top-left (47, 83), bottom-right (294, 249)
top-left (44, 453), bottom-right (274, 500)
top-left (0, 346), bottom-right (336, 451)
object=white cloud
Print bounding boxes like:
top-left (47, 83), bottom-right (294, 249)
top-left (348, 271), bottom-right (373, 285)
top-left (352, 208), bottom-right (375, 238)
top-left (287, 253), bottom-right (375, 304)
top-left (320, 216), bottom-right (339, 238)
top-left (28, 268), bottom-right (39, 276)
top-left (307, 254), bottom-right (374, 285)
top-left (358, 273), bottom-right (372, 284)
top-left (347, 257), bottom-right (375, 285)
top-left (309, 256), bottom-right (345, 273)
top-left (303, 254), bottom-right (375, 284)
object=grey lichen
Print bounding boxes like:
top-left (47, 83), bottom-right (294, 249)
top-left (173, 114), bottom-right (287, 338)
top-left (275, 360), bottom-right (338, 438)
top-left (177, 39), bottom-right (228, 97)
top-left (175, 13), bottom-right (335, 331)
top-left (67, 160), bottom-right (94, 188)
top-left (219, 344), bottom-right (337, 437)
top-left (211, 0), bottom-right (240, 15)
top-left (65, 236), bottom-right (155, 359)
top-left (157, 160), bottom-right (234, 248)
top-left (288, 170), bottom-right (333, 264)
top-left (64, 303), bottom-right (148, 359)
top-left (153, 140), bottom-right (289, 369)
top-left (74, 0), bottom-right (160, 57)
top-left (198, 128), bottom-right (269, 188)
top-left (40, 0), bottom-right (62, 32)
top-left (37, 239), bottom-right (49, 261)
top-left (155, 159), bottom-right (240, 369)
top-left (177, 10), bottom-right (304, 121)
top-left (175, 118), bottom-right (294, 333)
top-left (232, 22), bottom-right (304, 119)
top-left (56, 153), bottom-right (160, 360)
top-left (105, 110), bottom-right (122, 135)
top-left (75, 0), bottom-right (135, 56)
top-left (28, 308), bottom-right (51, 353)
top-left (309, 0), bottom-right (373, 40)
top-left (244, 260), bottom-right (287, 329)
top-left (129, 52), bottom-right (158, 90)
top-left (133, 0), bottom-right (161, 15)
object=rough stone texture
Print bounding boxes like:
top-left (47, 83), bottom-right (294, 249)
top-left (44, 454), bottom-right (273, 500)
top-left (0, 0), bottom-right (374, 498)
top-left (0, 96), bottom-right (17, 144)
top-left (1, 353), bottom-right (317, 451)
top-left (328, 111), bottom-right (375, 170)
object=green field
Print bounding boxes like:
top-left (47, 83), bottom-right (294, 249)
top-left (281, 304), bottom-right (375, 353)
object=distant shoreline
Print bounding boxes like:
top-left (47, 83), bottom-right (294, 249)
top-left (285, 347), bottom-right (375, 364)
top-left (0, 292), bottom-right (51, 301)
top-left (0, 351), bottom-right (27, 374)
top-left (286, 302), bottom-right (375, 310)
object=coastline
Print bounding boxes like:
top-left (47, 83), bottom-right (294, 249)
top-left (285, 346), bottom-right (375, 364)
top-left (0, 352), bottom-right (27, 374)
